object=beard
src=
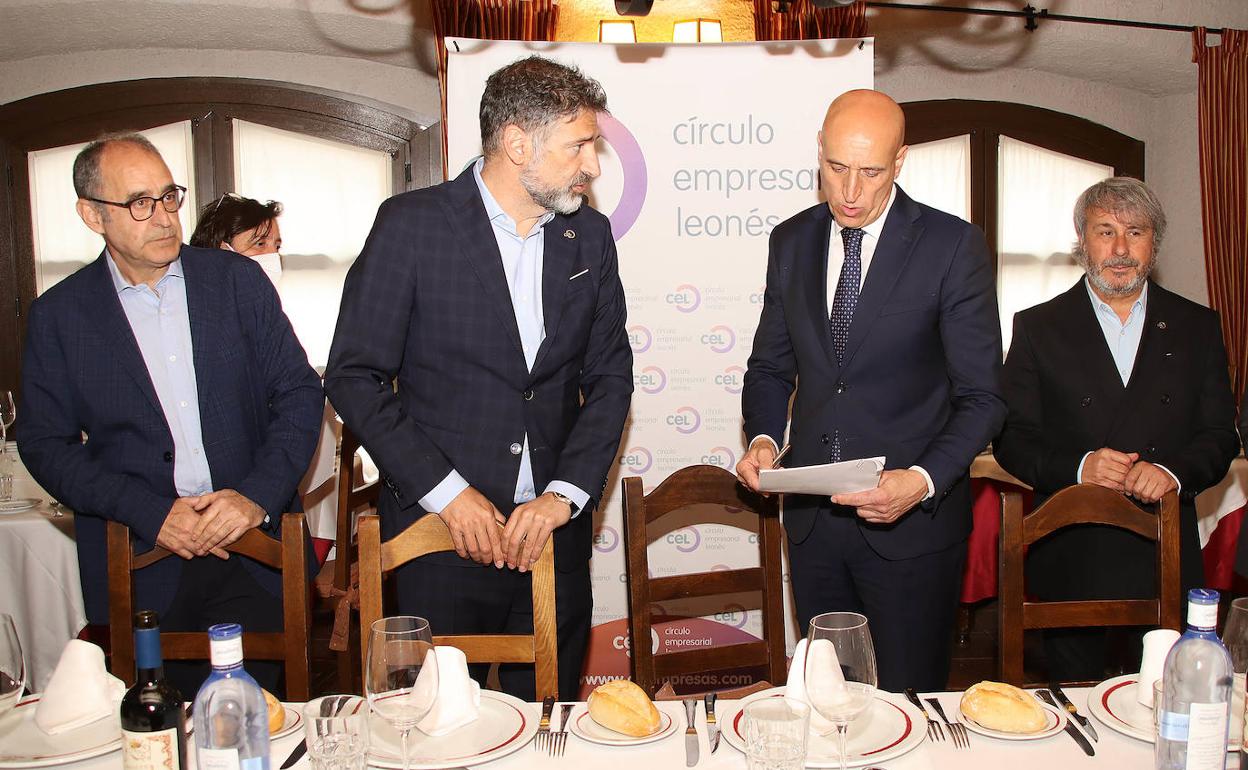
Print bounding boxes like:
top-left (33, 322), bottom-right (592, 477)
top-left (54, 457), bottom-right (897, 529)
top-left (1086, 255), bottom-right (1153, 297)
top-left (520, 166), bottom-right (591, 216)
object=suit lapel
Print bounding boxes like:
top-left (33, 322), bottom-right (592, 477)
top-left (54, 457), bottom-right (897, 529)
top-left (440, 170), bottom-right (525, 358)
top-left (1110, 282), bottom-right (1166, 436)
top-left (182, 250), bottom-right (223, 429)
top-left (83, 252), bottom-right (163, 417)
top-left (532, 215), bottom-right (576, 374)
top-left (1051, 280), bottom-right (1129, 442)
top-left (804, 208), bottom-right (838, 365)
top-left (840, 188), bottom-right (921, 370)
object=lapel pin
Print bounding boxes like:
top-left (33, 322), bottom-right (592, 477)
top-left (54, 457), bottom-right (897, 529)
top-left (564, 229), bottom-right (576, 239)
top-left (1156, 321), bottom-right (1167, 330)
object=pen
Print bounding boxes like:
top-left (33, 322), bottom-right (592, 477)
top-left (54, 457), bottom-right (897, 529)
top-left (771, 444), bottom-right (791, 468)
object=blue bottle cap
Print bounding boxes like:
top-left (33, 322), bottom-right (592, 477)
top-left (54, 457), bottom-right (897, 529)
top-left (1188, 588), bottom-right (1220, 605)
top-left (208, 623), bottom-right (243, 641)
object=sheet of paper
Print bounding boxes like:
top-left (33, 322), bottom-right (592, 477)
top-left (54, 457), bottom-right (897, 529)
top-left (757, 456), bottom-right (885, 496)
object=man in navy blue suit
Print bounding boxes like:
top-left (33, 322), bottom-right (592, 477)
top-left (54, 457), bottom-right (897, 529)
top-left (324, 56), bottom-right (632, 700)
top-left (19, 134), bottom-right (322, 694)
top-left (736, 90), bottom-right (1006, 691)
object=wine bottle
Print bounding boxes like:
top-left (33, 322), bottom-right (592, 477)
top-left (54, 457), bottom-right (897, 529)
top-left (120, 610), bottom-right (187, 770)
top-left (193, 623), bottom-right (271, 770)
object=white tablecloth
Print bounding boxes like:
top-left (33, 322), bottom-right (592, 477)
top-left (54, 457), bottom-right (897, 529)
top-left (57, 689), bottom-right (1150, 769)
top-left (0, 444), bottom-right (84, 693)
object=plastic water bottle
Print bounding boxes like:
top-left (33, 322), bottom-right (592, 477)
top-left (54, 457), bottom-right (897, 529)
top-left (193, 623), bottom-right (271, 770)
top-left (1157, 589), bottom-right (1233, 770)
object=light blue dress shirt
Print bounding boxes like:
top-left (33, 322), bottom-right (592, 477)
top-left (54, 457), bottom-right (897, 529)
top-left (417, 158), bottom-right (590, 517)
top-left (1076, 279), bottom-right (1179, 490)
top-left (106, 253), bottom-right (214, 497)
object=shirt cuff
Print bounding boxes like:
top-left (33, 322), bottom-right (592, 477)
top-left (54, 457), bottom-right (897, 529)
top-left (1077, 451), bottom-right (1092, 484)
top-left (420, 470), bottom-right (470, 514)
top-left (1154, 463), bottom-right (1182, 494)
top-left (909, 465), bottom-right (935, 500)
top-left (749, 435), bottom-right (780, 455)
top-left (544, 480), bottom-right (590, 519)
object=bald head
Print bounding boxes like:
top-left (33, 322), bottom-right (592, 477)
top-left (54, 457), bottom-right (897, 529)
top-left (818, 89), bottom-right (908, 228)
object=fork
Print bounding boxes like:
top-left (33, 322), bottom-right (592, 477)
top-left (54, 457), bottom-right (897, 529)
top-left (550, 703), bottom-right (574, 757)
top-left (925, 697), bottom-right (969, 749)
top-left (534, 696), bottom-right (555, 752)
top-left (904, 688), bottom-right (943, 743)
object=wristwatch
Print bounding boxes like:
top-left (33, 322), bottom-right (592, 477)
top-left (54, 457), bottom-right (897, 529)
top-left (547, 490), bottom-right (578, 515)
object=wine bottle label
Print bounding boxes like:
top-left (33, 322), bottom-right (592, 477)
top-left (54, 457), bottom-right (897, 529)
top-left (209, 636), bottom-right (244, 668)
top-left (1188, 602), bottom-right (1218, 631)
top-left (122, 728), bottom-right (179, 770)
top-left (1185, 702), bottom-right (1230, 770)
top-left (198, 748), bottom-right (241, 770)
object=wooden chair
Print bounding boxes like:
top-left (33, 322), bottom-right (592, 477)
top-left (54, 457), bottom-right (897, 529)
top-left (356, 513), bottom-right (559, 700)
top-left (998, 483), bottom-right (1182, 686)
top-left (106, 513), bottom-right (312, 699)
top-left (329, 424), bottom-right (379, 691)
top-left (622, 464), bottom-right (787, 696)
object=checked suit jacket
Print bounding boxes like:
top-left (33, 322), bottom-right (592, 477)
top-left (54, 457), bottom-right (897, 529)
top-left (18, 246), bottom-right (324, 624)
top-left (323, 168), bottom-right (633, 571)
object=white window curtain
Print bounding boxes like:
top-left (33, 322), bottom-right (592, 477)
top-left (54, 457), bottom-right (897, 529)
top-left (895, 134), bottom-right (970, 223)
top-left (28, 122), bottom-right (196, 295)
top-left (232, 120), bottom-right (393, 367)
top-left (997, 136), bottom-right (1112, 353)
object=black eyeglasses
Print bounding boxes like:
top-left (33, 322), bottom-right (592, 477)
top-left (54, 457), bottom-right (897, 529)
top-left (86, 185), bottom-right (187, 222)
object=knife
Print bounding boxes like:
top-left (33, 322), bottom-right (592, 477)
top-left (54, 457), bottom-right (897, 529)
top-left (1036, 689), bottom-right (1095, 756)
top-left (684, 699), bottom-right (700, 766)
top-left (1049, 682), bottom-right (1099, 742)
top-left (704, 692), bottom-right (720, 754)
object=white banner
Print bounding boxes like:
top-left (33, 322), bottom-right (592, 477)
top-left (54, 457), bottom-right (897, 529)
top-left (446, 38), bottom-right (873, 697)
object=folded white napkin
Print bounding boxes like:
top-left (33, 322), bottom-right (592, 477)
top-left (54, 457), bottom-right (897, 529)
top-left (35, 640), bottom-right (126, 734)
top-left (1138, 629), bottom-right (1181, 707)
top-left (413, 646), bottom-right (480, 736)
top-left (785, 638), bottom-right (836, 734)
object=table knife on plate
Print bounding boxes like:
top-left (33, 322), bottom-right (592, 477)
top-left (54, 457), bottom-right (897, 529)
top-left (1049, 682), bottom-right (1098, 741)
top-left (684, 699), bottom-right (700, 766)
top-left (1036, 689), bottom-right (1095, 756)
top-left (704, 692), bottom-right (719, 753)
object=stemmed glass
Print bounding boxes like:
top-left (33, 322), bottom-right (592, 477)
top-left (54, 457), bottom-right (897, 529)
top-left (804, 612), bottom-right (878, 770)
top-left (365, 616), bottom-right (438, 770)
top-left (1223, 598), bottom-right (1248, 749)
top-left (0, 614), bottom-right (25, 718)
top-left (0, 392), bottom-right (13, 503)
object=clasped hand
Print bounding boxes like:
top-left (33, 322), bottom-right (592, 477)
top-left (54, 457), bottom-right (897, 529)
top-left (1081, 448), bottom-right (1176, 503)
top-left (437, 487), bottom-right (571, 572)
top-left (156, 489), bottom-right (266, 559)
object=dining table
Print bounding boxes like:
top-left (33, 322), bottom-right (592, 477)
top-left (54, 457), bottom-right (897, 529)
top-left (16, 687), bottom-right (1161, 770)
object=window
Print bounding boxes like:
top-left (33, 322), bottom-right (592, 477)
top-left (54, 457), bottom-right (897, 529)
top-left (900, 100), bottom-right (1144, 352)
top-left (0, 78), bottom-right (436, 394)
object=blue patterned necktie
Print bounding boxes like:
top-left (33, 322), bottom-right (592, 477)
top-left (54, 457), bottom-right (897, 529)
top-left (827, 227), bottom-right (863, 463)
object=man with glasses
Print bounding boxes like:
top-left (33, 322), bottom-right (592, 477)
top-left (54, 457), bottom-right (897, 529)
top-left (18, 133), bottom-right (322, 695)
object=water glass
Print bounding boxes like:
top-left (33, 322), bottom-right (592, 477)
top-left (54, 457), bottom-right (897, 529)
top-left (743, 699), bottom-right (810, 770)
top-left (1152, 680), bottom-right (1164, 738)
top-left (0, 614), bottom-right (24, 718)
top-left (303, 695), bottom-right (368, 770)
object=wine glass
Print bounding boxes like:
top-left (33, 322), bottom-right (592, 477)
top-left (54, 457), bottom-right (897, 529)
top-left (1223, 598), bottom-right (1248, 747)
top-left (0, 614), bottom-right (25, 718)
top-left (0, 392), bottom-right (14, 503)
top-left (804, 612), bottom-right (877, 770)
top-left (365, 616), bottom-right (437, 770)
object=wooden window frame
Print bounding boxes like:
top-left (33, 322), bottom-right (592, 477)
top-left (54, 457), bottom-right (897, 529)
top-left (0, 77), bottom-right (435, 397)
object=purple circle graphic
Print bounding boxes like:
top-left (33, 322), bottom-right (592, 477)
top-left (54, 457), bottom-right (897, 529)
top-left (673, 526), bottom-right (702, 553)
top-left (598, 113), bottom-right (647, 241)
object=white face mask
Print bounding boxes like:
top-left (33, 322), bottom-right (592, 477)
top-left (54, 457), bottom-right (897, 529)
top-left (250, 252), bottom-right (282, 287)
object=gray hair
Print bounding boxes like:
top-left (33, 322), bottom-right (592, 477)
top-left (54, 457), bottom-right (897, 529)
top-left (1072, 176), bottom-right (1167, 263)
top-left (479, 56), bottom-right (607, 157)
top-left (72, 132), bottom-right (161, 199)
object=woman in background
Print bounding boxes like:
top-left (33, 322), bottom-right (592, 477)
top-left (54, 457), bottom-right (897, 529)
top-left (190, 194), bottom-right (283, 285)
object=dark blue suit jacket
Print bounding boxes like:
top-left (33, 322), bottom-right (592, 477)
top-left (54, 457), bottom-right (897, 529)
top-left (19, 246), bottom-right (323, 624)
top-left (742, 186), bottom-right (1006, 559)
top-left (324, 169), bottom-right (633, 571)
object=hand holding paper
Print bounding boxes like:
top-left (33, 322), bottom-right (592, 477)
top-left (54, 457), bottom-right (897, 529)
top-left (757, 457), bottom-right (884, 496)
top-left (834, 468), bottom-right (930, 525)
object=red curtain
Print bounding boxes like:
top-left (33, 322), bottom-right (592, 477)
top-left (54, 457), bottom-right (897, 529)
top-left (1193, 28), bottom-right (1248, 399)
top-left (752, 0), bottom-right (868, 41)
top-left (429, 0), bottom-right (561, 177)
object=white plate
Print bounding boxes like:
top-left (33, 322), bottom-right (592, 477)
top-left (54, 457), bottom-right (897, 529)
top-left (957, 697), bottom-right (1066, 740)
top-left (1088, 674), bottom-right (1240, 750)
top-left (367, 691), bottom-right (537, 769)
top-left (721, 687), bottom-right (926, 768)
top-left (272, 705), bottom-right (302, 740)
top-left (0, 695), bottom-right (122, 768)
top-left (0, 499), bottom-right (39, 514)
top-left (569, 704), bottom-right (677, 746)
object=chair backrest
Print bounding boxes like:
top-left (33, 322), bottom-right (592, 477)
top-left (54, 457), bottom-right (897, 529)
top-left (356, 513), bottom-right (559, 700)
top-left (106, 513), bottom-right (312, 699)
top-left (333, 424), bottom-right (379, 594)
top-left (622, 464), bottom-right (786, 696)
top-left (998, 483), bottom-right (1182, 685)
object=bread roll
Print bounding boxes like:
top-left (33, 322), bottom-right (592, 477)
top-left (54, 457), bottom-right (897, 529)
top-left (262, 688), bottom-right (284, 733)
top-left (959, 681), bottom-right (1047, 734)
top-left (587, 680), bottom-right (661, 737)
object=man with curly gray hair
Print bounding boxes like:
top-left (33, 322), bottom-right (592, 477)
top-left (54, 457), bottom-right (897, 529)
top-left (995, 175), bottom-right (1238, 681)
